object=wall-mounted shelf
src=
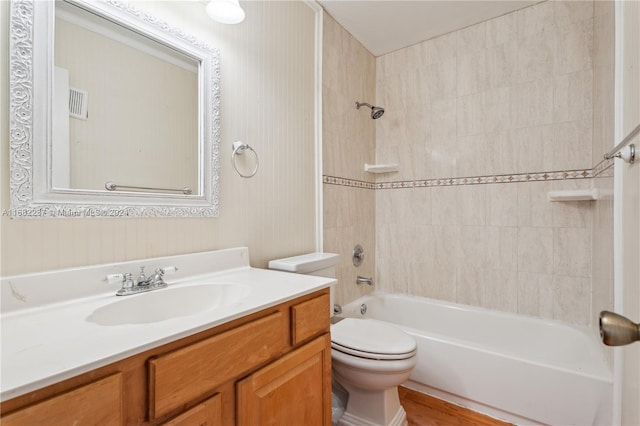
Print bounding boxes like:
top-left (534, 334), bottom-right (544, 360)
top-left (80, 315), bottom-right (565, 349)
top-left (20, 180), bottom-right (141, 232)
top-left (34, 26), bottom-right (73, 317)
top-left (547, 189), bottom-right (599, 202)
top-left (364, 163), bottom-right (398, 174)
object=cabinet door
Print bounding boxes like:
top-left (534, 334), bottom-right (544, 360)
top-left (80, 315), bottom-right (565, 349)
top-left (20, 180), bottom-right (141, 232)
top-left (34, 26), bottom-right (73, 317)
top-left (236, 334), bottom-right (331, 426)
top-left (161, 394), bottom-right (222, 426)
top-left (1, 373), bottom-right (123, 426)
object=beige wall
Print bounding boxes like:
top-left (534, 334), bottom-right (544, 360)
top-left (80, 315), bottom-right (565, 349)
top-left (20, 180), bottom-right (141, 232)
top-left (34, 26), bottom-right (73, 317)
top-left (322, 13), bottom-right (376, 307)
top-left (1, 1), bottom-right (318, 275)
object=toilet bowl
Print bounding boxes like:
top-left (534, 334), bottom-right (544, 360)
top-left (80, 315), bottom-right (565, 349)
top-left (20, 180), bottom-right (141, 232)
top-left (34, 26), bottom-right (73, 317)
top-left (331, 317), bottom-right (417, 426)
top-left (268, 253), bottom-right (417, 426)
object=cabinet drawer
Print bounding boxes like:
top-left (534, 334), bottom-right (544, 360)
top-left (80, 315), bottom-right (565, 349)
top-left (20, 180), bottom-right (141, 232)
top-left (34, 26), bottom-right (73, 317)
top-left (291, 293), bottom-right (330, 345)
top-left (149, 311), bottom-right (286, 419)
top-left (1, 373), bottom-right (123, 426)
top-left (161, 394), bottom-right (222, 426)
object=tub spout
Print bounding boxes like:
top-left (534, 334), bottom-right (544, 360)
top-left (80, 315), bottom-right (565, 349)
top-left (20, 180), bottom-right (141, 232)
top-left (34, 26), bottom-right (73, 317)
top-left (356, 276), bottom-right (373, 286)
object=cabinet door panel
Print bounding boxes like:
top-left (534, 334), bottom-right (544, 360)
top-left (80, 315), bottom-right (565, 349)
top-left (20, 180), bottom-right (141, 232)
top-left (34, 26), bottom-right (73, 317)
top-left (149, 311), bottom-right (286, 419)
top-left (162, 394), bottom-right (222, 426)
top-left (237, 334), bottom-right (331, 426)
top-left (1, 373), bottom-right (123, 426)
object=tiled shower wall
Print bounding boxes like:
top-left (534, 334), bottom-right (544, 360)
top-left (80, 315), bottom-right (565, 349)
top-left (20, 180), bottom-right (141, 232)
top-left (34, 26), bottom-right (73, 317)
top-left (371, 1), bottom-right (606, 326)
top-left (322, 13), bottom-right (376, 307)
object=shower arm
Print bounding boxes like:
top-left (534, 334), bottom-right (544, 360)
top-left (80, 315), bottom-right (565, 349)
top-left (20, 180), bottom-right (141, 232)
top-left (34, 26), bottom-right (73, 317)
top-left (356, 102), bottom-right (373, 109)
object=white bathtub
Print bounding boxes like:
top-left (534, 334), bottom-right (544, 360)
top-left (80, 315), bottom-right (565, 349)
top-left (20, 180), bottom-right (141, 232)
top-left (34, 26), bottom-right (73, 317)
top-left (340, 294), bottom-right (613, 426)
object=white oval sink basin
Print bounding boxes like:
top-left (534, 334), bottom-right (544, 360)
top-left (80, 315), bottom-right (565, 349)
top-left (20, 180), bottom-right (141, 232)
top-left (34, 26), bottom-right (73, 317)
top-left (87, 283), bottom-right (251, 326)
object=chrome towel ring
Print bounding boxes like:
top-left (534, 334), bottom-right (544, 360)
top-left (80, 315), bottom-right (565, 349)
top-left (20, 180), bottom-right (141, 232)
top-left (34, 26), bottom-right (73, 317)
top-left (231, 141), bottom-right (259, 178)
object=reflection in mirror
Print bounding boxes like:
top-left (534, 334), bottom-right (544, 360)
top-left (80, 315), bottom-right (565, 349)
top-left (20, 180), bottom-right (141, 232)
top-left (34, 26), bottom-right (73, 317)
top-left (9, 0), bottom-right (220, 218)
top-left (53, 1), bottom-right (199, 194)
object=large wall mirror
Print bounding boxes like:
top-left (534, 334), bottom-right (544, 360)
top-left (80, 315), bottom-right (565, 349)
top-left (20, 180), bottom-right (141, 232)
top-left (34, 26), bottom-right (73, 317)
top-left (9, 0), bottom-right (220, 218)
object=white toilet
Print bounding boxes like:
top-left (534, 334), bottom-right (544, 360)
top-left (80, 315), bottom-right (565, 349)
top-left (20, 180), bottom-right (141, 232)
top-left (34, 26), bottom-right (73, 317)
top-left (269, 253), bottom-right (417, 426)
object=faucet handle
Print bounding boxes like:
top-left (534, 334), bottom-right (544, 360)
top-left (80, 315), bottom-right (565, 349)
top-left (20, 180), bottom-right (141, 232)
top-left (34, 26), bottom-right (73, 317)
top-left (152, 266), bottom-right (178, 281)
top-left (104, 273), bottom-right (125, 284)
top-left (160, 266), bottom-right (178, 275)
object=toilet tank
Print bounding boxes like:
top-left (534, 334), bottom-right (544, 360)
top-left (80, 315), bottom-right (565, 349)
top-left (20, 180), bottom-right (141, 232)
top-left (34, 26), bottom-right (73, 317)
top-left (268, 253), bottom-right (340, 315)
top-left (268, 252), bottom-right (340, 278)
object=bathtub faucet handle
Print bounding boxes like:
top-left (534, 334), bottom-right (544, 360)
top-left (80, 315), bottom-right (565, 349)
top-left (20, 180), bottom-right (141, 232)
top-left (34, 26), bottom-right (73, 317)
top-left (356, 276), bottom-right (373, 286)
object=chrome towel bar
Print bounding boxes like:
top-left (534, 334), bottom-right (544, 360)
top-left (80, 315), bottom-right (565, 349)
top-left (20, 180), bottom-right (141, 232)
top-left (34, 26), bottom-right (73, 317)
top-left (604, 123), bottom-right (640, 164)
top-left (105, 181), bottom-right (192, 195)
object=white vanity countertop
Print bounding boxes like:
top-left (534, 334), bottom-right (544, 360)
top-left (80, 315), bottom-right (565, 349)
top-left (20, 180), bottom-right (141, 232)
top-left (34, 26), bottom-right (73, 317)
top-left (0, 248), bottom-right (335, 402)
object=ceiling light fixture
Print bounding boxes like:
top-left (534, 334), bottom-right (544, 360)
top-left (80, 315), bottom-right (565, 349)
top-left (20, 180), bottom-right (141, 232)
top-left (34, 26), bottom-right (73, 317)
top-left (206, 0), bottom-right (245, 25)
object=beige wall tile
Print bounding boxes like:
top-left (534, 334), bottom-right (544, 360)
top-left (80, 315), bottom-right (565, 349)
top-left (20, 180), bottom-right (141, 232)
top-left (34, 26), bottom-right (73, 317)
top-left (456, 134), bottom-right (488, 178)
top-left (542, 119), bottom-right (592, 171)
top-left (517, 271), bottom-right (554, 319)
top-left (486, 11), bottom-right (517, 48)
top-left (457, 51), bottom-right (489, 97)
top-left (517, 181), bottom-right (553, 228)
top-left (427, 57), bottom-right (457, 102)
top-left (431, 98), bottom-right (458, 143)
top-left (512, 126), bottom-right (545, 173)
top-left (458, 185), bottom-right (487, 226)
top-left (486, 40), bottom-right (518, 89)
top-left (484, 269), bottom-right (518, 313)
top-left (486, 183), bottom-right (518, 227)
top-left (553, 275), bottom-right (591, 325)
top-left (553, 70), bottom-right (593, 123)
top-left (424, 32), bottom-right (458, 65)
top-left (431, 187), bottom-right (459, 226)
top-left (518, 227), bottom-right (554, 274)
top-left (457, 22), bottom-right (486, 56)
top-left (457, 264), bottom-right (485, 306)
top-left (510, 78), bottom-right (554, 129)
top-left (458, 226), bottom-right (488, 270)
top-left (484, 87), bottom-right (511, 135)
top-left (486, 226), bottom-right (518, 271)
top-left (457, 92), bottom-right (485, 137)
top-left (516, 29), bottom-right (556, 84)
top-left (515, 1), bottom-right (555, 39)
top-left (487, 130), bottom-right (516, 175)
top-left (554, 0), bottom-right (594, 28)
top-left (553, 227), bottom-right (592, 278)
top-left (555, 19), bottom-right (593, 75)
top-left (550, 180), bottom-right (593, 228)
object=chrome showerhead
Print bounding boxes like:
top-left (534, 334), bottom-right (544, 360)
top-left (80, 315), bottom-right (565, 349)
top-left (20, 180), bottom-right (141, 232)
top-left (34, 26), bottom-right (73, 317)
top-left (356, 101), bottom-right (385, 119)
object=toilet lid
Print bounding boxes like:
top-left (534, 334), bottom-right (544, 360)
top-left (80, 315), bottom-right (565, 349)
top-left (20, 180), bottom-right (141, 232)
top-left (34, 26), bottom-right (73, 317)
top-left (331, 318), bottom-right (417, 360)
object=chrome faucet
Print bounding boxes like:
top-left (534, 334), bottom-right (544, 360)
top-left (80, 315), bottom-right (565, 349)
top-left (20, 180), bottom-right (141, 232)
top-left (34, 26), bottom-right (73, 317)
top-left (356, 276), bottom-right (373, 286)
top-left (105, 266), bottom-right (178, 296)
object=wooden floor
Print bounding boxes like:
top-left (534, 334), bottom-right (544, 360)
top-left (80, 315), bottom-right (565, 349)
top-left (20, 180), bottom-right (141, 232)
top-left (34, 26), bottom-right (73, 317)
top-left (399, 387), bottom-right (512, 426)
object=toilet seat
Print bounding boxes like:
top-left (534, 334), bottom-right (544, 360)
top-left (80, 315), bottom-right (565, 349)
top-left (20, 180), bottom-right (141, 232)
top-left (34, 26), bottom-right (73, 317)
top-left (331, 318), bottom-right (417, 360)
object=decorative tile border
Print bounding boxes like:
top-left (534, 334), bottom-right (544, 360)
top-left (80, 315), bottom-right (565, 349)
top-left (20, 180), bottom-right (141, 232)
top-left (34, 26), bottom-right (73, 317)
top-left (592, 158), bottom-right (614, 178)
top-left (322, 176), bottom-right (376, 189)
top-left (323, 169), bottom-right (594, 190)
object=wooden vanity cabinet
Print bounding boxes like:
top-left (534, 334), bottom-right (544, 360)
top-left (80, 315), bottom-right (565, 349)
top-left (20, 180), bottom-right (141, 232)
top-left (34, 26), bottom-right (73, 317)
top-left (0, 373), bottom-right (124, 426)
top-left (0, 289), bottom-right (331, 426)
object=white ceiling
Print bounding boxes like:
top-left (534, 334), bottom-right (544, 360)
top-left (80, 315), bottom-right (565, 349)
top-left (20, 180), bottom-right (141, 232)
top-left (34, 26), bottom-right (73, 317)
top-left (317, 0), bottom-right (539, 56)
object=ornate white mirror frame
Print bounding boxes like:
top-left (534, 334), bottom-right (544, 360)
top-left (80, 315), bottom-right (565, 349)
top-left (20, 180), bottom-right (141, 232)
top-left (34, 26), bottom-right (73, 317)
top-left (9, 0), bottom-right (220, 218)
